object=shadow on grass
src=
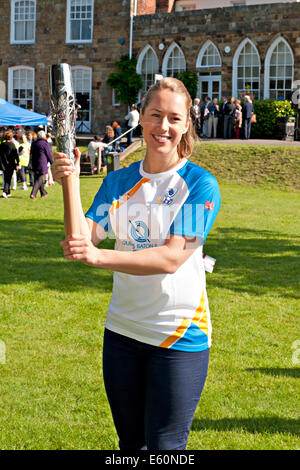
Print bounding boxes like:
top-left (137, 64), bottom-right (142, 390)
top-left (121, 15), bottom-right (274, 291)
top-left (192, 416), bottom-right (300, 436)
top-left (245, 368), bottom-right (300, 378)
top-left (0, 220), bottom-right (299, 297)
top-left (0, 218), bottom-right (114, 292)
top-left (207, 227), bottom-right (300, 299)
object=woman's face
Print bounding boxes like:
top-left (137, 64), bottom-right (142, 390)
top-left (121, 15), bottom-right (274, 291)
top-left (140, 89), bottom-right (189, 159)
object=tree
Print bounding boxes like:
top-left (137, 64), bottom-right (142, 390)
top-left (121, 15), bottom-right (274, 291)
top-left (177, 71), bottom-right (198, 100)
top-left (107, 55), bottom-right (143, 106)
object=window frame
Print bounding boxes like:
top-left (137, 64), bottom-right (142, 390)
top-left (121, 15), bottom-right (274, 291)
top-left (264, 36), bottom-right (294, 100)
top-left (66, 0), bottom-right (94, 44)
top-left (71, 65), bottom-right (92, 132)
top-left (136, 45), bottom-right (159, 94)
top-left (232, 38), bottom-right (261, 101)
top-left (196, 40), bottom-right (222, 69)
top-left (10, 0), bottom-right (36, 45)
top-left (162, 42), bottom-right (186, 78)
top-left (8, 65), bottom-right (35, 110)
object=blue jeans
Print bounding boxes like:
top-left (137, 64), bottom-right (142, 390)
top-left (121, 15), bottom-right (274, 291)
top-left (103, 328), bottom-right (209, 450)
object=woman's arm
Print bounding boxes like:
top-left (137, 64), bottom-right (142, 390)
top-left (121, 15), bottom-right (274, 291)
top-left (52, 151), bottom-right (106, 245)
top-left (60, 233), bottom-right (197, 275)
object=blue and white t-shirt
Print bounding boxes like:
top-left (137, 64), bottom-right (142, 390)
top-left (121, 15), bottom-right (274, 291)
top-left (86, 158), bottom-right (221, 352)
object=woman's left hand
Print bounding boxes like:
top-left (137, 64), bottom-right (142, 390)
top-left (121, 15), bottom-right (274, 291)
top-left (60, 234), bottom-right (100, 267)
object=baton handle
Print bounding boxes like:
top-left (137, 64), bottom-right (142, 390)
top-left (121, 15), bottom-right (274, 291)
top-left (62, 173), bottom-right (80, 236)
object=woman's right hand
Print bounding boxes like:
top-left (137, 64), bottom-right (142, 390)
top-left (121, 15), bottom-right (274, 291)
top-left (52, 148), bottom-right (81, 185)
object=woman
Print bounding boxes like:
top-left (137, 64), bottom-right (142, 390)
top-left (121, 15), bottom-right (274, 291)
top-left (111, 121), bottom-right (122, 152)
top-left (234, 99), bottom-right (242, 139)
top-left (0, 129), bottom-right (19, 198)
top-left (52, 78), bottom-right (221, 450)
top-left (87, 135), bottom-right (103, 174)
top-left (29, 130), bottom-right (53, 200)
top-left (101, 125), bottom-right (115, 170)
top-left (17, 133), bottom-right (31, 190)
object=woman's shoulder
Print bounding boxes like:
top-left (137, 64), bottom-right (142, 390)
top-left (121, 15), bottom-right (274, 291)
top-left (179, 160), bottom-right (219, 188)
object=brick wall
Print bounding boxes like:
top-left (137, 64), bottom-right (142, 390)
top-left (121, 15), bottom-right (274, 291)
top-left (0, 0), bottom-right (131, 133)
top-left (133, 2), bottom-right (300, 98)
top-left (137, 0), bottom-right (156, 15)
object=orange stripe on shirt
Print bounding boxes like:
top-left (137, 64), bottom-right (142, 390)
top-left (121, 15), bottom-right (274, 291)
top-left (159, 290), bottom-right (208, 349)
top-left (159, 317), bottom-right (191, 349)
top-left (109, 177), bottom-right (150, 215)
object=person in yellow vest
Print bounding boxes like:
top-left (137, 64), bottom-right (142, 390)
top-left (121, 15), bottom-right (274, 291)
top-left (17, 134), bottom-right (31, 190)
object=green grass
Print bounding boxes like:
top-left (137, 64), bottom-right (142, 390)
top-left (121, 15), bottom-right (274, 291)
top-left (0, 143), bottom-right (299, 449)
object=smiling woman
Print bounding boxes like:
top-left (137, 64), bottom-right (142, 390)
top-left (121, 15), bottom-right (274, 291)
top-left (51, 77), bottom-right (221, 450)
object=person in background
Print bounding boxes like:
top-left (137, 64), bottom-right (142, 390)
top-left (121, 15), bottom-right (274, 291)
top-left (0, 129), bottom-right (19, 198)
top-left (223, 97), bottom-right (236, 139)
top-left (29, 130), bottom-right (53, 200)
top-left (87, 135), bottom-right (103, 175)
top-left (101, 125), bottom-right (115, 171)
top-left (242, 95), bottom-right (254, 140)
top-left (202, 96), bottom-right (211, 137)
top-left (45, 132), bottom-right (55, 186)
top-left (234, 99), bottom-right (242, 139)
top-left (207, 98), bottom-right (220, 138)
top-left (190, 97), bottom-right (202, 138)
top-left (17, 133), bottom-right (31, 190)
top-left (26, 130), bottom-right (36, 187)
top-left (125, 105), bottom-right (140, 146)
top-left (111, 121), bottom-right (122, 152)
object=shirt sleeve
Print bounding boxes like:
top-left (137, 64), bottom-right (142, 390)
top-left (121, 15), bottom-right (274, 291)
top-left (169, 173), bottom-right (221, 244)
top-left (85, 178), bottom-right (112, 233)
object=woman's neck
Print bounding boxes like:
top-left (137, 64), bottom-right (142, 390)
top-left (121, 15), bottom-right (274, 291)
top-left (143, 149), bottom-right (181, 174)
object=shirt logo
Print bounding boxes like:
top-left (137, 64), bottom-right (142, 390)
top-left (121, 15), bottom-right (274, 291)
top-left (129, 220), bottom-right (150, 243)
top-left (157, 188), bottom-right (178, 206)
top-left (205, 201), bottom-right (214, 211)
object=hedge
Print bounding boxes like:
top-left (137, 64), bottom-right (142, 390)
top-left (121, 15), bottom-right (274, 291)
top-left (251, 100), bottom-right (295, 138)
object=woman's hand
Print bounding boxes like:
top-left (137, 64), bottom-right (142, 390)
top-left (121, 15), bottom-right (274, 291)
top-left (60, 234), bottom-right (101, 267)
top-left (52, 148), bottom-right (81, 185)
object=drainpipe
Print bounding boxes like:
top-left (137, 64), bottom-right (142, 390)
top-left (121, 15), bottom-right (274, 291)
top-left (129, 0), bottom-right (137, 59)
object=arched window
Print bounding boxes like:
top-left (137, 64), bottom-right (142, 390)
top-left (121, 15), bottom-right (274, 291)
top-left (10, 0), bottom-right (36, 44)
top-left (162, 43), bottom-right (186, 78)
top-left (137, 45), bottom-right (159, 94)
top-left (196, 41), bottom-right (221, 68)
top-left (264, 37), bottom-right (294, 100)
top-left (232, 39), bottom-right (260, 100)
top-left (71, 66), bottom-right (92, 132)
top-left (8, 66), bottom-right (35, 109)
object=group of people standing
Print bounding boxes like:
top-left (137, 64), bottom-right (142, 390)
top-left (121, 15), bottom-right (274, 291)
top-left (0, 127), bottom-right (54, 199)
top-left (191, 95), bottom-right (254, 140)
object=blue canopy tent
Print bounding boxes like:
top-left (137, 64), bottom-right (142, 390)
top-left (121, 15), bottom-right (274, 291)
top-left (0, 98), bottom-right (47, 127)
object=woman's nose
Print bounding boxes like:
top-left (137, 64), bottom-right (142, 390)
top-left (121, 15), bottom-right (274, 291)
top-left (159, 116), bottom-right (169, 132)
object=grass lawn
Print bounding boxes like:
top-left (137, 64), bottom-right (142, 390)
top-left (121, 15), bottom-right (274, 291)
top-left (0, 143), bottom-right (299, 450)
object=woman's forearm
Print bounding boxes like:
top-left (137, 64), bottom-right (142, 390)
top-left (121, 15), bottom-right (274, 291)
top-left (94, 244), bottom-right (194, 275)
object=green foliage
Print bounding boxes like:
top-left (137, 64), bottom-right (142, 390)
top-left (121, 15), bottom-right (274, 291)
top-left (252, 100), bottom-right (295, 138)
top-left (107, 54), bottom-right (143, 106)
top-left (177, 70), bottom-right (198, 100)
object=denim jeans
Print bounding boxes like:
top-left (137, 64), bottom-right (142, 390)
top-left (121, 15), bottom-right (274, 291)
top-left (103, 328), bottom-right (209, 450)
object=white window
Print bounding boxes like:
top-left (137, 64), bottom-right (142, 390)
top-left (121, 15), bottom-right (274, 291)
top-left (162, 43), bottom-right (186, 78)
top-left (10, 0), bottom-right (36, 44)
top-left (264, 37), bottom-right (294, 100)
top-left (233, 38), bottom-right (260, 100)
top-left (71, 66), bottom-right (92, 132)
top-left (8, 66), bottom-right (34, 109)
top-left (136, 45), bottom-right (159, 94)
top-left (66, 0), bottom-right (94, 43)
top-left (197, 41), bottom-right (222, 68)
top-left (112, 89), bottom-right (120, 107)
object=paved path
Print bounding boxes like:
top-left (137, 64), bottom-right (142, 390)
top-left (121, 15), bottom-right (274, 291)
top-left (200, 137), bottom-right (300, 146)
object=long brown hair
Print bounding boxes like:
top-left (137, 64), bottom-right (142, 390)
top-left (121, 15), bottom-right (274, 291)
top-left (141, 77), bottom-right (194, 159)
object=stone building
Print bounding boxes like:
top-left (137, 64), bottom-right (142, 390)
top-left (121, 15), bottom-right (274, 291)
top-left (0, 0), bottom-right (299, 133)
